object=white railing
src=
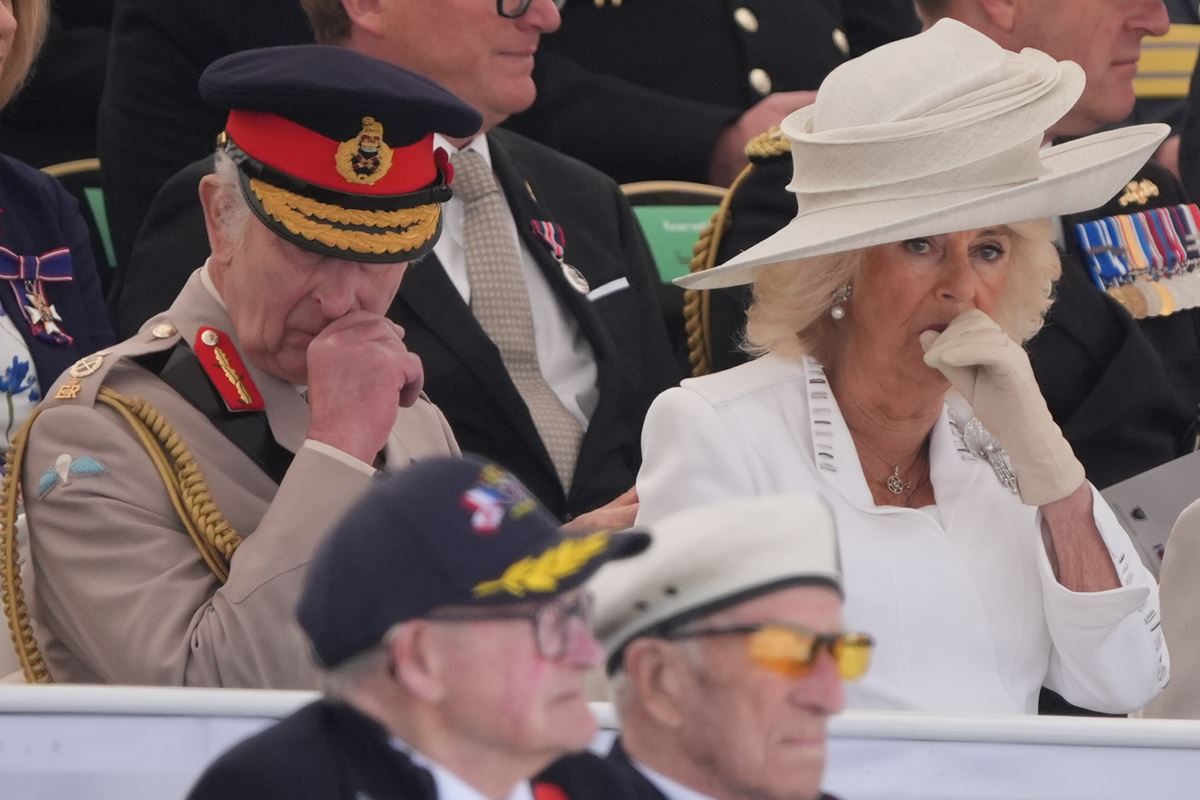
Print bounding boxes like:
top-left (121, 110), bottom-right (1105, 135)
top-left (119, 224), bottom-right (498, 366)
top-left (1, 685), bottom-right (1198, 800)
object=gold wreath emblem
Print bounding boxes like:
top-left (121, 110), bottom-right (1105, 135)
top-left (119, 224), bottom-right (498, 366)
top-left (473, 531), bottom-right (611, 598)
top-left (335, 116), bottom-right (394, 186)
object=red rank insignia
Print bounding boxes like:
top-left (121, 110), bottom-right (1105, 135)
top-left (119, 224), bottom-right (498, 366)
top-left (194, 326), bottom-right (265, 412)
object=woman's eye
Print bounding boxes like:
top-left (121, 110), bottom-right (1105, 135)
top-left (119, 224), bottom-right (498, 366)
top-left (977, 243), bottom-right (1006, 262)
top-left (903, 238), bottom-right (932, 255)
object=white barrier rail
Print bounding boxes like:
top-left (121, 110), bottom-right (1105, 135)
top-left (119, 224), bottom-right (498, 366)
top-left (2, 686), bottom-right (1198, 799)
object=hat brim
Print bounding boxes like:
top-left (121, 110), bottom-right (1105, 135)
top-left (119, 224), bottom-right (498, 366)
top-left (677, 123), bottom-right (1170, 290)
top-left (239, 172), bottom-right (445, 264)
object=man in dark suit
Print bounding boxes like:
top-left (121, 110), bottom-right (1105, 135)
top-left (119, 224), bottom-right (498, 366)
top-left (117, 0), bottom-right (679, 524)
top-left (708, 0), bottom-right (1193, 493)
top-left (187, 455), bottom-right (650, 800)
top-left (543, 496), bottom-right (860, 800)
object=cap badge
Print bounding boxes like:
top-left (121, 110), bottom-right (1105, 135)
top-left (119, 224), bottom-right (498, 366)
top-left (461, 463), bottom-right (538, 534)
top-left (335, 116), bottom-right (394, 186)
top-left (473, 530), bottom-right (611, 598)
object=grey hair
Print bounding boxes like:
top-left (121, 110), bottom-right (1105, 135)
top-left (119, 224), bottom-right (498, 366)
top-left (744, 218), bottom-right (1060, 362)
top-left (210, 149), bottom-right (255, 248)
top-left (321, 621), bottom-right (407, 698)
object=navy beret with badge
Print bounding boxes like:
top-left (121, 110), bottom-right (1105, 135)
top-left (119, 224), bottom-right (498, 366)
top-left (297, 455), bottom-right (650, 668)
top-left (199, 45), bottom-right (482, 263)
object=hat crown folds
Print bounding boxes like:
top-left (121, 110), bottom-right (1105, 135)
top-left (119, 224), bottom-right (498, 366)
top-left (784, 19), bottom-right (1085, 212)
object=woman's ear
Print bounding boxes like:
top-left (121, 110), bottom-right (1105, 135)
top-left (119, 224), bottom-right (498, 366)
top-left (389, 621), bottom-right (447, 703)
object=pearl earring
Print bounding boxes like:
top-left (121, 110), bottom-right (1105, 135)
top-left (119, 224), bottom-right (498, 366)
top-left (830, 284), bottom-right (853, 320)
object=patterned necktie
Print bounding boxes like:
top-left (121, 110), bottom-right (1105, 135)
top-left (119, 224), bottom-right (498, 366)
top-left (452, 149), bottom-right (583, 491)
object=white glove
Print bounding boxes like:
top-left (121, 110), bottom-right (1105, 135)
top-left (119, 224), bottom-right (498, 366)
top-left (920, 309), bottom-right (1085, 507)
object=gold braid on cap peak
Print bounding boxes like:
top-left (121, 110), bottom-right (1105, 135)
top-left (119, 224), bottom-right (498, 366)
top-left (472, 531), bottom-right (611, 598)
top-left (250, 179), bottom-right (440, 256)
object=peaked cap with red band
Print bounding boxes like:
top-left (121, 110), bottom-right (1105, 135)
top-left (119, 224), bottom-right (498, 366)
top-left (199, 45), bottom-right (482, 263)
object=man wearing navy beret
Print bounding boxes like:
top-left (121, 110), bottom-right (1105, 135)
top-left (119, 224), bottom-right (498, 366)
top-left (6, 46), bottom-right (480, 687)
top-left (186, 455), bottom-right (649, 800)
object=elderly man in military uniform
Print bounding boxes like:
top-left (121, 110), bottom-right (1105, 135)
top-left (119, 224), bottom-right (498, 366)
top-left (186, 455), bottom-right (649, 800)
top-left (2, 45), bottom-right (481, 687)
top-left (542, 495), bottom-right (869, 800)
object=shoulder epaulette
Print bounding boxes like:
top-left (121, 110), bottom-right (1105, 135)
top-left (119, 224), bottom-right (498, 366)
top-left (745, 126), bottom-right (790, 164)
top-left (42, 319), bottom-right (181, 409)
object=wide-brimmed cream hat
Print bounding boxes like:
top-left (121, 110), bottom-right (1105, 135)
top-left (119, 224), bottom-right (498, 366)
top-left (679, 18), bottom-right (1169, 290)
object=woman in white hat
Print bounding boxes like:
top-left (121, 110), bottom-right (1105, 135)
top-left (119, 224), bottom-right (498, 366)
top-left (635, 19), bottom-right (1169, 715)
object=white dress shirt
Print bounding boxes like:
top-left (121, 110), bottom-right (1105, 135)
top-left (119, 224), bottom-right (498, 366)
top-left (635, 353), bottom-right (1169, 714)
top-left (391, 737), bottom-right (534, 800)
top-left (433, 134), bottom-right (599, 428)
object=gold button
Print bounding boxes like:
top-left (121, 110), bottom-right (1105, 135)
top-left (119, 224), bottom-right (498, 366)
top-left (833, 28), bottom-right (850, 56)
top-left (749, 68), bottom-right (772, 96)
top-left (151, 322), bottom-right (177, 339)
top-left (201, 330), bottom-right (220, 346)
top-left (734, 7), bottom-right (759, 32)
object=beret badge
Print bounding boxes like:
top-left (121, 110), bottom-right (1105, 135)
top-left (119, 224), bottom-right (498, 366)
top-left (335, 116), bottom-right (394, 185)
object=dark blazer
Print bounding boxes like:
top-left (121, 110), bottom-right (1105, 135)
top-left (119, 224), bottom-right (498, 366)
top-left (513, 0), bottom-right (850, 184)
top-left (97, 0), bottom-right (314, 281)
top-left (114, 129), bottom-right (680, 520)
top-left (710, 153), bottom-right (1194, 490)
top-left (0, 155), bottom-right (115, 390)
top-left (186, 701), bottom-right (440, 800)
top-left (541, 738), bottom-right (840, 800)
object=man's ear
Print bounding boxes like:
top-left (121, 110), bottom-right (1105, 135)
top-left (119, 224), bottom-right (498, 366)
top-left (624, 640), bottom-right (690, 730)
top-left (198, 174), bottom-right (234, 269)
top-left (339, 0), bottom-right (386, 36)
top-left (390, 621), bottom-right (447, 703)
top-left (977, 0), bottom-right (1017, 32)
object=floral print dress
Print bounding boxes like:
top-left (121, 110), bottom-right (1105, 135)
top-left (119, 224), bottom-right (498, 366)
top-left (0, 309), bottom-right (41, 449)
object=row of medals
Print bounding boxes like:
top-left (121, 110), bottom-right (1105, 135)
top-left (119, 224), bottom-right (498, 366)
top-left (1105, 269), bottom-right (1200, 320)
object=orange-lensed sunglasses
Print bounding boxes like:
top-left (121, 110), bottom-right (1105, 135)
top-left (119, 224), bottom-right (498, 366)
top-left (664, 622), bottom-right (874, 681)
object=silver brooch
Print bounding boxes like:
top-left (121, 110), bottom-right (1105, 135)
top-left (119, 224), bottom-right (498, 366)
top-left (961, 417), bottom-right (1019, 494)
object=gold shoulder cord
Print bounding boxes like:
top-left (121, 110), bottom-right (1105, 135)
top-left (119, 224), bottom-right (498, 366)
top-left (1, 388), bottom-right (244, 683)
top-left (683, 127), bottom-right (791, 378)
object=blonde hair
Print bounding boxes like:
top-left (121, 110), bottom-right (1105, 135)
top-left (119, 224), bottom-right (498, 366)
top-left (0, 0), bottom-right (49, 109)
top-left (744, 218), bottom-right (1060, 362)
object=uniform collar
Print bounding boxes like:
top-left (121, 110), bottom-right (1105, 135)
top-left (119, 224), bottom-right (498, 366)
top-left (167, 266), bottom-right (309, 453)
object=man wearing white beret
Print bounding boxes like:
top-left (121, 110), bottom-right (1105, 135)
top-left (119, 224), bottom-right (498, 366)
top-left (543, 495), bottom-right (872, 800)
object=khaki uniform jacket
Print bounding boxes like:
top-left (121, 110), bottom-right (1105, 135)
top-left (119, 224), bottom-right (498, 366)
top-left (22, 270), bottom-right (458, 688)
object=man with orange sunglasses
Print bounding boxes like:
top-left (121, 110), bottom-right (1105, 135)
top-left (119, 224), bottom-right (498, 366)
top-left (545, 495), bottom-right (870, 800)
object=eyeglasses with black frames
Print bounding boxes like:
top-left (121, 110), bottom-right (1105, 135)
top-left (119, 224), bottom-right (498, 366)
top-left (429, 591), bottom-right (595, 661)
top-left (497, 0), bottom-right (567, 19)
top-left (664, 622), bottom-right (874, 681)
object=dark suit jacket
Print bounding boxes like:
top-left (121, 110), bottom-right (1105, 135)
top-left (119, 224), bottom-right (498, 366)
top-left (97, 0), bottom-right (314, 280)
top-left (513, 0), bottom-right (850, 184)
top-left (186, 701), bottom-right (440, 800)
top-left (541, 738), bottom-right (840, 800)
top-left (710, 154), bottom-right (1194, 490)
top-left (0, 155), bottom-right (115, 389)
top-left (114, 129), bottom-right (680, 520)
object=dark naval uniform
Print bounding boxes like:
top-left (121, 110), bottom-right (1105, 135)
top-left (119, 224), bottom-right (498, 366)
top-left (186, 701), bottom-right (442, 800)
top-left (516, 0), bottom-right (850, 184)
top-left (707, 132), bottom-right (1195, 491)
top-left (541, 739), bottom-right (840, 800)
